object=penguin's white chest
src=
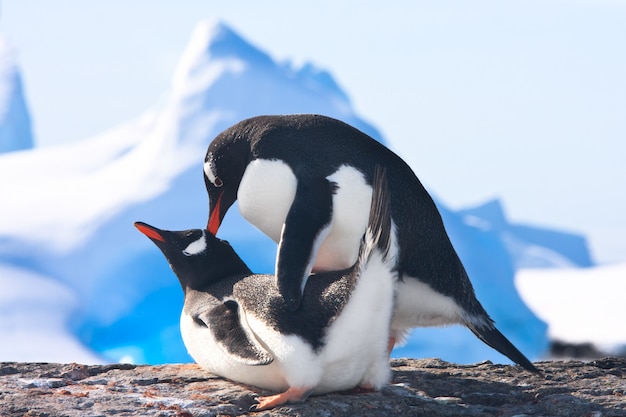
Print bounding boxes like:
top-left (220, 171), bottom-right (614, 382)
top-left (238, 160), bottom-right (371, 270)
top-left (238, 159), bottom-right (297, 242)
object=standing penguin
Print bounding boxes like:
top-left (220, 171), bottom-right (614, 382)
top-left (203, 114), bottom-right (539, 373)
top-left (135, 167), bottom-right (398, 410)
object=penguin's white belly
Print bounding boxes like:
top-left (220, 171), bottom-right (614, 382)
top-left (238, 160), bottom-right (372, 271)
top-left (317, 245), bottom-right (395, 391)
top-left (180, 312), bottom-right (287, 391)
top-left (391, 275), bottom-right (465, 342)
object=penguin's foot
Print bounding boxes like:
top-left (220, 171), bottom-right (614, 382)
top-left (252, 386), bottom-right (311, 411)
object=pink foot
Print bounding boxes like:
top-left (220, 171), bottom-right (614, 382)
top-left (253, 386), bottom-right (311, 411)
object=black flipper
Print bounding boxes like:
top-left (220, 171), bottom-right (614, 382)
top-left (198, 300), bottom-right (274, 366)
top-left (275, 176), bottom-right (336, 311)
top-left (468, 324), bottom-right (541, 374)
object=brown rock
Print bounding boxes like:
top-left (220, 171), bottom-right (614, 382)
top-left (1, 358), bottom-right (624, 416)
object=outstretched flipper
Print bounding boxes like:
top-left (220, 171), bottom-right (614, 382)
top-left (468, 323), bottom-right (541, 374)
top-left (198, 300), bottom-right (274, 366)
top-left (275, 176), bottom-right (336, 311)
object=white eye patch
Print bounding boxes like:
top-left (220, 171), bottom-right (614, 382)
top-left (204, 154), bottom-right (221, 187)
top-left (183, 231), bottom-right (207, 256)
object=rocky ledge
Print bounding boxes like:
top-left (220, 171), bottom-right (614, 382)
top-left (1, 358), bottom-right (624, 417)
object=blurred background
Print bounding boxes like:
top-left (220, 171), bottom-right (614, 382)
top-left (0, 1), bottom-right (624, 365)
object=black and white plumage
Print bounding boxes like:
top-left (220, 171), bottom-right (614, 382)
top-left (134, 167), bottom-right (398, 410)
top-left (203, 114), bottom-right (539, 373)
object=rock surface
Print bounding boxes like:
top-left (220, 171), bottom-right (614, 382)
top-left (1, 358), bottom-right (624, 416)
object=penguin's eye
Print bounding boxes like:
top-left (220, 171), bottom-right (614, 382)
top-left (214, 177), bottom-right (223, 188)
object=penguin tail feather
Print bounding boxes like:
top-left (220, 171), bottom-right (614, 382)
top-left (467, 322), bottom-right (541, 374)
top-left (358, 165), bottom-right (395, 267)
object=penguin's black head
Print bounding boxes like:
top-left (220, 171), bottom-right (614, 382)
top-left (204, 128), bottom-right (252, 235)
top-left (133, 221), bottom-right (251, 292)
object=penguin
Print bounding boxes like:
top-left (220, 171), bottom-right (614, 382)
top-left (134, 166), bottom-right (398, 410)
top-left (203, 114), bottom-right (540, 373)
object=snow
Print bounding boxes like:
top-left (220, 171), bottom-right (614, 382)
top-left (0, 35), bottom-right (34, 153)
top-left (516, 263), bottom-right (626, 350)
top-left (0, 264), bottom-right (102, 364)
top-left (0, 20), bottom-right (597, 366)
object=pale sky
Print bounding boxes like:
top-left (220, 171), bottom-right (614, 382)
top-left (2, 0), bottom-right (625, 263)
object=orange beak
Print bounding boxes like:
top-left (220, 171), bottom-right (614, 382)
top-left (134, 222), bottom-right (165, 242)
top-left (208, 192), bottom-right (223, 235)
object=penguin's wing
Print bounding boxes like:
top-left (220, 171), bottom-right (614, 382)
top-left (197, 300), bottom-right (274, 366)
top-left (275, 176), bottom-right (336, 311)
